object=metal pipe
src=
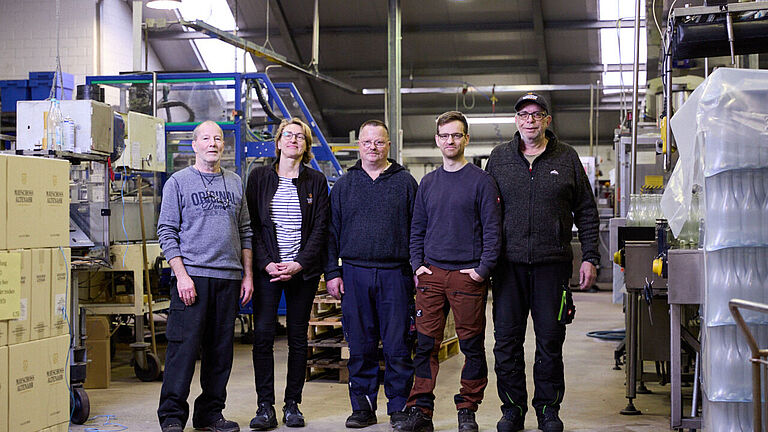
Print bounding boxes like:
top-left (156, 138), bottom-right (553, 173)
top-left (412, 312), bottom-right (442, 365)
top-left (387, 0), bottom-right (402, 164)
top-left (589, 83), bottom-right (594, 156)
top-left (363, 84), bottom-right (648, 95)
top-left (310, 0), bottom-right (319, 69)
top-left (629, 0), bottom-right (641, 194)
top-left (726, 12), bottom-right (736, 65)
top-left (595, 79), bottom-right (600, 168)
top-left (152, 71), bottom-right (157, 117)
top-left (132, 0), bottom-right (142, 71)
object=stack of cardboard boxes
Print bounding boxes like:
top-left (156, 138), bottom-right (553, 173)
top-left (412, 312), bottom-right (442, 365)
top-left (0, 154), bottom-right (71, 432)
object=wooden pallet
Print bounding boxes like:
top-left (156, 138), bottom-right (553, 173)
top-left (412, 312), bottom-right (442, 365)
top-left (439, 336), bottom-right (460, 362)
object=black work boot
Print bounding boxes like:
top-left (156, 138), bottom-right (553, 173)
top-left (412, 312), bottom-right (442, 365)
top-left (390, 410), bottom-right (408, 428)
top-left (395, 406), bottom-right (434, 432)
top-left (497, 408), bottom-right (525, 432)
top-left (345, 410), bottom-right (377, 428)
top-left (282, 400), bottom-right (305, 427)
top-left (195, 418), bottom-right (240, 432)
top-left (249, 402), bottom-right (277, 430)
top-left (457, 408), bottom-right (478, 432)
top-left (536, 408), bottom-right (564, 432)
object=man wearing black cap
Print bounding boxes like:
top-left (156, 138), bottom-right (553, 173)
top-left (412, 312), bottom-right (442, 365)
top-left (485, 93), bottom-right (599, 432)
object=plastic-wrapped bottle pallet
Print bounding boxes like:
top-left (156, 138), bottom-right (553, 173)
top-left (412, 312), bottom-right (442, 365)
top-left (696, 68), bottom-right (768, 430)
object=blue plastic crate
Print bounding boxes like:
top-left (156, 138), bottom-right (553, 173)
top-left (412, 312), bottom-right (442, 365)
top-left (0, 79), bottom-right (30, 112)
top-left (28, 71), bottom-right (74, 100)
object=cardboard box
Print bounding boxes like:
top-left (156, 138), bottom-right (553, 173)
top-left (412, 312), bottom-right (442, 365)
top-left (0, 251), bottom-right (21, 320)
top-left (39, 160), bottom-right (70, 247)
top-left (44, 335), bottom-right (70, 427)
top-left (85, 315), bottom-right (110, 340)
top-left (0, 345), bottom-right (8, 432)
top-left (0, 321), bottom-right (6, 346)
top-left (5, 155), bottom-right (41, 249)
top-left (50, 248), bottom-right (71, 337)
top-left (8, 339), bottom-right (44, 432)
top-left (30, 248), bottom-right (51, 340)
top-left (84, 338), bottom-right (110, 389)
top-left (0, 154), bottom-right (6, 250)
top-left (8, 250), bottom-right (31, 344)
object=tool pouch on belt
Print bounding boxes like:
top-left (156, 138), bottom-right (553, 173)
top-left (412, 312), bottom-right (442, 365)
top-left (558, 282), bottom-right (575, 325)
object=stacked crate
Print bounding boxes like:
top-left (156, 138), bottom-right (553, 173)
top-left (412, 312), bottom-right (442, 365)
top-left (0, 154), bottom-right (71, 432)
top-left (306, 281), bottom-right (348, 382)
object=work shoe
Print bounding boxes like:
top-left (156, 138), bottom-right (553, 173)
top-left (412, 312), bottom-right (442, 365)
top-left (390, 410), bottom-right (408, 428)
top-left (536, 408), bottom-right (564, 432)
top-left (395, 406), bottom-right (434, 432)
top-left (497, 408), bottom-right (525, 432)
top-left (345, 410), bottom-right (377, 428)
top-left (282, 400), bottom-right (305, 428)
top-left (195, 417), bottom-right (240, 432)
top-left (457, 408), bottom-right (478, 432)
top-left (249, 402), bottom-right (277, 430)
top-left (161, 423), bottom-right (184, 432)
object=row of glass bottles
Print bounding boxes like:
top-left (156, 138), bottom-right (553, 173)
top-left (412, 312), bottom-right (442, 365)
top-left (625, 194), bottom-right (664, 227)
top-left (704, 120), bottom-right (768, 175)
top-left (704, 168), bottom-right (768, 250)
top-left (43, 98), bottom-right (75, 152)
top-left (704, 397), bottom-right (753, 432)
top-left (703, 324), bottom-right (763, 402)
top-left (705, 247), bottom-right (768, 326)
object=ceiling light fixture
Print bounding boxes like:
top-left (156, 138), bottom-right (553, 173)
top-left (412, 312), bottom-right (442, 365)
top-left (146, 0), bottom-right (182, 10)
top-left (466, 116), bottom-right (516, 125)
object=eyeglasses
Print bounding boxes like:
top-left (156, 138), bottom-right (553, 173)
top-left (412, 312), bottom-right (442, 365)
top-left (360, 140), bottom-right (388, 148)
top-left (437, 133), bottom-right (466, 142)
top-left (515, 111), bottom-right (548, 121)
top-left (281, 131), bottom-right (306, 142)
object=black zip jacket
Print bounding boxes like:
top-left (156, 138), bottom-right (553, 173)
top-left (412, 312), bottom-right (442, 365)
top-left (486, 130), bottom-right (600, 265)
top-left (246, 162), bottom-right (330, 279)
top-left (325, 159), bottom-right (418, 281)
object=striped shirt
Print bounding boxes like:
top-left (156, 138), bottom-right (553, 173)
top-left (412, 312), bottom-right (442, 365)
top-left (270, 176), bottom-right (302, 262)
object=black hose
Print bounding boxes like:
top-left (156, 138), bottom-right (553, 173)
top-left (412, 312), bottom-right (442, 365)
top-left (586, 329), bottom-right (625, 341)
top-left (248, 80), bottom-right (282, 128)
top-left (158, 100), bottom-right (195, 123)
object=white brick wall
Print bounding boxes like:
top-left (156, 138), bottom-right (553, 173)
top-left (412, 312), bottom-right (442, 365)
top-left (0, 0), bottom-right (165, 91)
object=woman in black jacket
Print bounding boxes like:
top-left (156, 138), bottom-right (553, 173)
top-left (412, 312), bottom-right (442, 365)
top-left (245, 118), bottom-right (329, 430)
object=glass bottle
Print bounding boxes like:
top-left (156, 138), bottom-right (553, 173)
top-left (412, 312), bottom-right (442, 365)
top-left (722, 172), bottom-right (741, 248)
top-left (45, 98), bottom-right (63, 151)
top-left (741, 171), bottom-right (760, 246)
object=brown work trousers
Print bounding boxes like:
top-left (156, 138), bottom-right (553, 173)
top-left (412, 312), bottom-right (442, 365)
top-left (406, 265), bottom-right (489, 415)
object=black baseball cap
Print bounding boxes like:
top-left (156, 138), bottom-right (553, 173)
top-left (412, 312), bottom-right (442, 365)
top-left (514, 92), bottom-right (550, 113)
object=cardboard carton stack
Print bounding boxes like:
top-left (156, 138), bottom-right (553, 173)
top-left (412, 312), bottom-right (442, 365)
top-left (0, 154), bottom-right (72, 432)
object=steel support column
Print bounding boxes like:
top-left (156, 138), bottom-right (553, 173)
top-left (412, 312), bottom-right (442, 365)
top-left (387, 0), bottom-right (402, 163)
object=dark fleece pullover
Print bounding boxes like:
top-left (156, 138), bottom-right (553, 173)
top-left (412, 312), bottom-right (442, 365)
top-left (325, 159), bottom-right (418, 280)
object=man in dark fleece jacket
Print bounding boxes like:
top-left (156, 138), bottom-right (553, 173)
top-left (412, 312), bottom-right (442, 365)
top-left (486, 93), bottom-right (599, 432)
top-left (325, 120), bottom-right (418, 430)
top-left (399, 111), bottom-right (501, 432)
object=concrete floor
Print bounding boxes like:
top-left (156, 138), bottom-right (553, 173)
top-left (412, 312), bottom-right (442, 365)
top-left (69, 290), bottom-right (675, 432)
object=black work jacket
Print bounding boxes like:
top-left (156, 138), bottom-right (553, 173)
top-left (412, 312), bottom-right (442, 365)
top-left (486, 130), bottom-right (600, 266)
top-left (245, 161), bottom-right (330, 279)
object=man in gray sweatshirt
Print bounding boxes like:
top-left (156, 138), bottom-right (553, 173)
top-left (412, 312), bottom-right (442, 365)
top-left (157, 121), bottom-right (253, 432)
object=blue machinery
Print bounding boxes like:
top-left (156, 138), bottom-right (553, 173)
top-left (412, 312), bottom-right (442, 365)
top-left (85, 72), bottom-right (344, 179)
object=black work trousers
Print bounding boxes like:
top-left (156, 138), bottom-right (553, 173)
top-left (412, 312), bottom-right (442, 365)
top-left (158, 276), bottom-right (240, 429)
top-left (492, 260), bottom-right (570, 417)
top-left (252, 271), bottom-right (319, 406)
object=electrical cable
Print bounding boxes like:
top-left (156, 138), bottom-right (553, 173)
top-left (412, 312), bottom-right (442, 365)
top-left (586, 329), bottom-right (625, 341)
top-left (83, 415), bottom-right (128, 432)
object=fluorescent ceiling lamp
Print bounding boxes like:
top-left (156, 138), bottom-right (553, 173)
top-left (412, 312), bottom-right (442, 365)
top-left (147, 0), bottom-right (182, 9)
top-left (598, 0), bottom-right (645, 20)
top-left (466, 116), bottom-right (516, 125)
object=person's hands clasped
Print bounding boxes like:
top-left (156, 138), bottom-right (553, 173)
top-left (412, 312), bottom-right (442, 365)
top-left (459, 268), bottom-right (484, 283)
top-left (176, 275), bottom-right (197, 306)
top-left (266, 261), bottom-right (303, 283)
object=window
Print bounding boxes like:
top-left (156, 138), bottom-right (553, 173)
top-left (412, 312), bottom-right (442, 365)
top-left (598, 0), bottom-right (646, 94)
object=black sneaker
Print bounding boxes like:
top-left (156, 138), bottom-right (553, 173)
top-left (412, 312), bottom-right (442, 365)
top-left (345, 410), bottom-right (377, 428)
top-left (536, 408), bottom-right (564, 432)
top-left (195, 418), bottom-right (240, 432)
top-left (161, 423), bottom-right (184, 432)
top-left (497, 408), bottom-right (525, 432)
top-left (458, 408), bottom-right (478, 432)
top-left (390, 410), bottom-right (408, 428)
top-left (283, 400), bottom-right (305, 428)
top-left (249, 402), bottom-right (278, 430)
top-left (395, 406), bottom-right (433, 432)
